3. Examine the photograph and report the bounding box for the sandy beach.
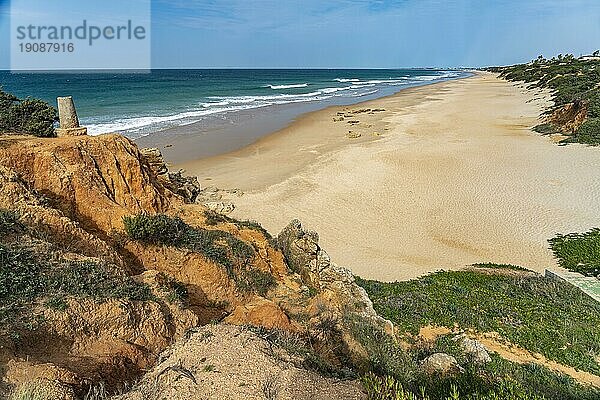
[177,73,600,281]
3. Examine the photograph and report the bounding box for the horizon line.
[1,66,485,72]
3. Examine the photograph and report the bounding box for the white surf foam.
[86,71,463,136]
[85,104,265,135]
[267,83,309,89]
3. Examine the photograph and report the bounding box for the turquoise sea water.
[0,69,467,139]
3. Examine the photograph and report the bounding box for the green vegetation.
[532,123,561,135]
[255,310,598,399]
[122,213,189,245]
[489,54,600,144]
[361,372,547,400]
[124,213,276,295]
[350,312,598,400]
[0,209,22,235]
[0,88,57,137]
[234,267,276,296]
[123,213,255,269]
[561,118,600,145]
[159,274,189,304]
[357,270,600,375]
[203,364,216,372]
[0,242,153,336]
[8,383,46,400]
[355,268,600,400]
[203,209,273,240]
[250,325,356,380]
[470,263,530,271]
[549,228,600,276]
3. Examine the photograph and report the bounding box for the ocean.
[0,69,467,143]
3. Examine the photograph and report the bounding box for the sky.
[1,0,600,69]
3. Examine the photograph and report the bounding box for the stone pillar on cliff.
[55,96,88,137]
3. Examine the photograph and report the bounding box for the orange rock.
[0,134,180,233]
[225,297,296,331]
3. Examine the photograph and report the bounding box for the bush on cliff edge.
[0,88,57,137]
[123,213,276,296]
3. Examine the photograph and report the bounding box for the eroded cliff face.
[0,134,176,234]
[0,133,392,398]
[549,100,588,134]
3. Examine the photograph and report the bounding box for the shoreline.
[176,72,600,281]
[175,74,474,190]
[136,72,470,165]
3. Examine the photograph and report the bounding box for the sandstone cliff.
[0,133,392,399]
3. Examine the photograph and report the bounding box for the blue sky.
[1,0,600,69]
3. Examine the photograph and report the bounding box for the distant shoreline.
[135,71,470,163]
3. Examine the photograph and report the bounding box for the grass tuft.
[0,209,22,236]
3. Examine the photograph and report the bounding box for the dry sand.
[179,72,600,281]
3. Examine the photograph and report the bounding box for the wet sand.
[177,73,600,281]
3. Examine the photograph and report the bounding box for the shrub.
[49,260,153,301]
[204,210,273,239]
[0,88,57,137]
[123,213,188,245]
[549,228,600,276]
[234,268,276,296]
[584,90,600,118]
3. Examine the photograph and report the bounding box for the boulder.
[420,353,464,376]
[460,337,492,365]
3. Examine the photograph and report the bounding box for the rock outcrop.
[0,134,176,233]
[277,219,394,336]
[549,99,588,134]
[139,147,202,203]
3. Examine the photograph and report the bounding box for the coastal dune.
[180,73,600,281]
